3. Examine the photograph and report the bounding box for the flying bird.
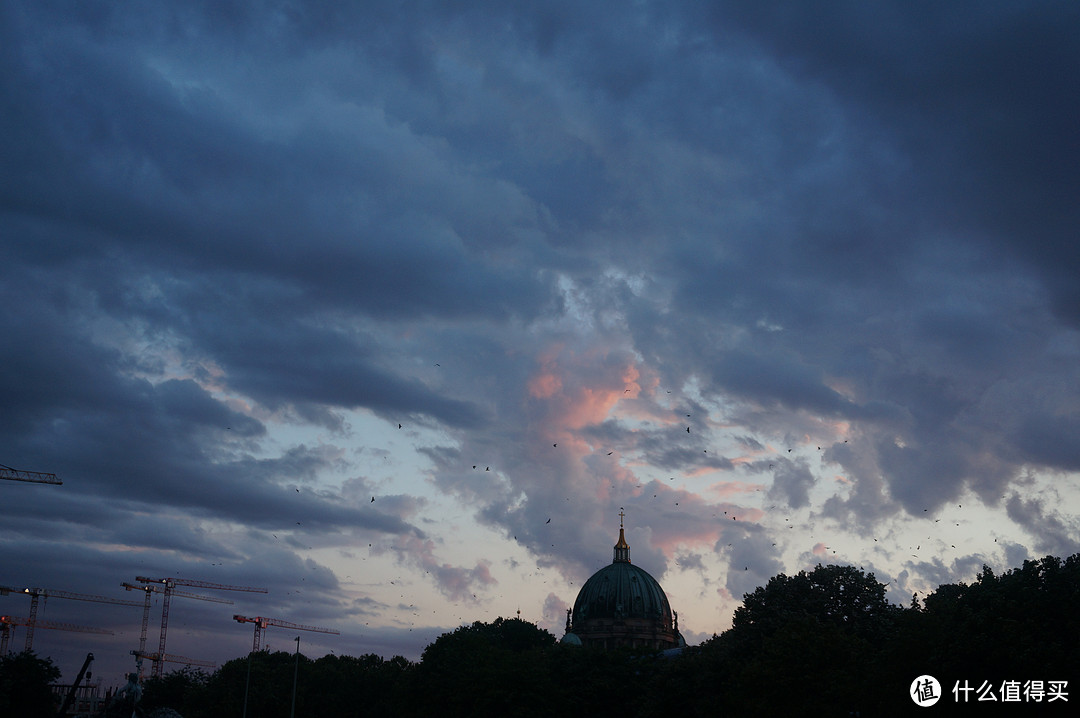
[371,497,375,502]
[546,518,551,524]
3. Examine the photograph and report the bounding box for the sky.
[2,0,1080,687]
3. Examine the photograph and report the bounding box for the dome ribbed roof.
[572,560,673,623]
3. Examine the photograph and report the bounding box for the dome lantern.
[613,508,631,563]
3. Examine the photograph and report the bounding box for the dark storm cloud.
[1006,493,1080,556]
[767,460,816,510]
[2,0,1079,677]
[703,0,1080,320]
[1015,413,1080,471]
[709,350,851,416]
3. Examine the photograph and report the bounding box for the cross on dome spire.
[613,508,631,563]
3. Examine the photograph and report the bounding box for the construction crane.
[135,576,267,678]
[130,649,215,670]
[0,585,142,652]
[122,582,232,678]
[0,615,111,655]
[0,464,61,485]
[233,614,339,652]
[58,652,94,717]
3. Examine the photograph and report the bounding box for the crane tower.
[135,576,267,678]
[122,582,233,678]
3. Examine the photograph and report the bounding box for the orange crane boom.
[135,576,267,677]
[233,614,339,652]
[0,585,142,652]
[0,464,61,485]
[1,615,111,655]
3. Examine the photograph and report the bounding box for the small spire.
[613,508,631,563]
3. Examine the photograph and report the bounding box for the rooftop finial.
[613,508,631,563]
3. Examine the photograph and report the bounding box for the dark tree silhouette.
[0,650,61,718]
[100,556,1080,717]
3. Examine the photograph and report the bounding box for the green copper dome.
[571,559,673,623]
[563,514,682,650]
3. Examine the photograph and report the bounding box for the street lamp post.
[290,635,300,718]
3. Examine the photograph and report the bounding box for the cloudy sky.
[3,0,1079,684]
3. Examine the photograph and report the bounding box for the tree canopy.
[0,650,61,718]
[81,554,1079,717]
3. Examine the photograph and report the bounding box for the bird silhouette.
[546,518,551,524]
[371,496,375,502]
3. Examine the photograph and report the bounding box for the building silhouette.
[562,512,684,650]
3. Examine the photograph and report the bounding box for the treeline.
[6,554,1078,717]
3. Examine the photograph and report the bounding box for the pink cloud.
[708,480,764,498]
[541,592,569,634]
[525,346,644,435]
[527,372,563,399]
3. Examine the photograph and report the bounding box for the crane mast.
[136,576,266,677]
[122,582,233,678]
[233,614,339,652]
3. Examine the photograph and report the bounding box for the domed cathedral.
[562,511,685,651]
